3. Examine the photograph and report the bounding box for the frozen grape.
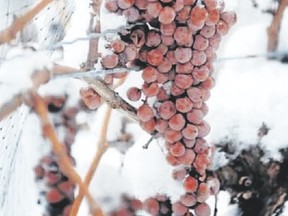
[221,11,237,27]
[123,7,140,22]
[200,25,216,38]
[140,118,156,133]
[176,6,191,23]
[159,7,176,24]
[174,47,192,64]
[187,109,203,125]
[173,0,185,12]
[117,0,135,10]
[124,44,138,61]
[197,120,210,137]
[142,82,160,97]
[175,97,193,113]
[147,49,164,66]
[158,101,177,120]
[175,62,193,74]
[172,167,187,180]
[80,87,101,110]
[172,202,188,216]
[46,188,64,203]
[190,6,208,26]
[182,124,198,140]
[206,8,220,26]
[127,87,142,101]
[158,58,172,73]
[105,0,118,12]
[155,119,168,133]
[217,20,229,36]
[147,2,162,18]
[192,66,210,82]
[177,149,196,165]
[180,194,197,207]
[191,50,207,66]
[169,142,186,157]
[194,202,211,216]
[135,0,148,10]
[193,35,209,51]
[130,29,146,48]
[174,26,193,47]
[175,74,194,89]
[187,87,204,103]
[101,54,119,68]
[183,176,198,193]
[142,66,158,83]
[161,34,175,46]
[165,129,182,143]
[146,30,161,47]
[137,104,154,122]
[110,39,126,53]
[168,113,186,131]
[194,138,209,154]
[143,198,160,216]
[171,83,185,96]
[160,22,176,36]
[183,138,196,148]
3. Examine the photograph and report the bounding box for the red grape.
[175,74,194,89]
[159,7,176,24]
[137,104,154,122]
[174,47,192,64]
[182,124,198,140]
[168,113,186,131]
[147,49,164,66]
[146,30,161,47]
[169,141,186,157]
[175,97,193,113]
[174,26,193,47]
[183,176,198,193]
[172,202,188,216]
[117,0,135,10]
[194,202,211,216]
[127,87,142,101]
[142,66,158,83]
[158,101,177,120]
[180,194,197,207]
[101,54,119,68]
[165,129,182,143]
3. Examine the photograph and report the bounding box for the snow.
[1,0,288,216]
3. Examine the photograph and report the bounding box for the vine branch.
[0,0,53,45]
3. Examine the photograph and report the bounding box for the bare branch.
[31,91,104,216]
[267,0,288,53]
[70,106,112,216]
[84,76,138,122]
[0,0,53,45]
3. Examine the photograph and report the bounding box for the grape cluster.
[34,96,79,216]
[104,0,235,215]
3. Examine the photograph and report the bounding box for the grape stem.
[0,0,53,45]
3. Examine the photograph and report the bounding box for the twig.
[0,0,53,45]
[82,0,102,71]
[70,106,112,216]
[0,93,26,121]
[31,91,104,216]
[267,0,288,53]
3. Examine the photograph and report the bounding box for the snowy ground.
[0,0,288,215]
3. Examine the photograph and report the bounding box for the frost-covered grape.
[180,194,197,207]
[176,62,194,74]
[175,74,194,89]
[190,6,208,25]
[146,30,161,47]
[123,7,140,22]
[147,49,164,66]
[165,129,182,143]
[187,109,203,125]
[197,121,210,137]
[175,47,192,64]
[200,25,216,38]
[176,6,191,23]
[193,35,209,51]
[191,50,207,66]
[175,97,193,113]
[159,7,176,24]
[143,198,160,216]
[105,0,118,12]
[192,66,210,82]
[101,54,119,68]
[147,2,162,18]
[182,124,198,140]
[169,142,186,157]
[80,87,101,110]
[137,104,154,122]
[111,39,126,53]
[177,149,196,165]
[142,82,160,97]
[206,8,220,25]
[172,202,188,216]
[217,20,229,36]
[158,58,172,73]
[127,87,142,101]
[187,87,203,103]
[158,101,177,120]
[140,119,156,133]
[157,86,170,100]
[172,167,187,180]
[221,11,237,27]
[142,66,158,83]
[171,83,185,96]
[174,26,193,47]
[46,188,64,203]
[117,0,135,10]
[183,176,198,193]
[194,202,211,216]
[155,119,168,133]
[160,22,176,36]
[197,183,210,202]
[168,113,186,131]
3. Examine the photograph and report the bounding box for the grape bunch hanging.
[103,0,236,215]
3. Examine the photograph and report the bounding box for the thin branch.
[70,106,112,216]
[0,93,25,121]
[84,76,138,122]
[267,0,288,53]
[0,0,53,45]
[31,92,104,216]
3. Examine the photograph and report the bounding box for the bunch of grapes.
[102,0,236,215]
[34,96,79,216]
